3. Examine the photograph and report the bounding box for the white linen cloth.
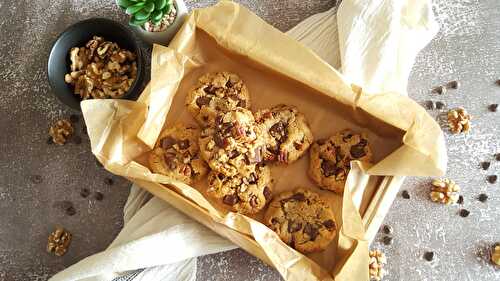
[50,1,437,280]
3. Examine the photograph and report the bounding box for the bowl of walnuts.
[47,18,145,110]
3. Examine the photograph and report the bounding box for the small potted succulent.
[116,0,188,45]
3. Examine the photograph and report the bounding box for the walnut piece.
[429,178,460,205]
[49,119,74,145]
[369,249,387,281]
[64,36,137,100]
[492,244,500,266]
[47,227,72,256]
[447,107,471,134]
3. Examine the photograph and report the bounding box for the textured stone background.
[0,0,499,280]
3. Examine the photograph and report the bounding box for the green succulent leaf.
[134,9,151,20]
[151,10,164,22]
[167,0,173,5]
[143,2,155,12]
[129,16,149,26]
[163,3,172,14]
[116,0,134,9]
[154,0,167,10]
[125,3,145,15]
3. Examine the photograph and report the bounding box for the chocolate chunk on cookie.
[186,72,251,127]
[264,188,337,253]
[199,108,266,177]
[207,165,273,214]
[255,104,313,164]
[149,124,209,184]
[309,129,372,193]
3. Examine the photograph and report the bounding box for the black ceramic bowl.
[47,18,144,111]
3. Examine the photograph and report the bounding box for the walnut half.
[47,227,72,257]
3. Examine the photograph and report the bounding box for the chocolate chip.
[217,173,225,180]
[425,100,435,110]
[93,191,104,201]
[481,162,491,170]
[459,209,470,217]
[249,195,259,207]
[289,192,306,202]
[383,236,393,245]
[178,139,190,150]
[433,85,446,95]
[30,175,43,184]
[293,141,303,150]
[382,225,393,234]
[65,206,76,216]
[164,154,177,170]
[350,143,367,158]
[271,218,279,224]
[46,137,53,145]
[225,80,234,88]
[263,186,272,201]
[223,194,239,205]
[478,193,488,202]
[487,175,497,184]
[80,188,90,198]
[342,133,353,142]
[69,114,80,123]
[457,195,464,205]
[237,99,246,108]
[323,219,335,229]
[247,173,258,184]
[160,137,176,149]
[321,160,337,177]
[104,177,114,185]
[423,251,434,261]
[214,132,228,148]
[269,122,287,142]
[203,85,216,96]
[496,153,500,161]
[446,80,460,89]
[228,150,240,159]
[401,190,410,199]
[72,135,82,144]
[303,223,319,241]
[489,104,498,112]
[220,122,233,135]
[288,221,302,233]
[435,101,445,109]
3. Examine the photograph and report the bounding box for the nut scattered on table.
[429,178,460,205]
[492,244,500,266]
[47,227,72,256]
[64,36,137,100]
[447,107,471,134]
[369,249,387,281]
[49,119,74,145]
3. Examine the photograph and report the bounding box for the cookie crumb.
[423,251,435,261]
[457,195,464,204]
[447,108,471,134]
[49,119,74,145]
[435,101,446,110]
[429,178,460,205]
[80,188,90,198]
[47,227,72,257]
[382,236,393,246]
[487,175,497,184]
[458,209,470,218]
[93,191,104,201]
[425,100,435,110]
[489,104,498,112]
[481,162,491,170]
[478,193,488,202]
[492,244,500,266]
[401,190,410,199]
[446,80,460,89]
[495,153,500,161]
[382,225,393,235]
[432,86,446,95]
[369,249,387,281]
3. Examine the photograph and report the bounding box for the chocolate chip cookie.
[207,165,273,214]
[186,72,251,127]
[199,108,265,177]
[264,188,337,253]
[255,104,313,164]
[309,130,372,193]
[149,124,209,184]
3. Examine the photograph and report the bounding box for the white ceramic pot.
[131,0,188,46]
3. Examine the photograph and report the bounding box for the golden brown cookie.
[186,72,251,127]
[207,165,273,214]
[264,188,337,253]
[199,108,265,177]
[309,129,372,193]
[255,104,313,164]
[149,124,209,184]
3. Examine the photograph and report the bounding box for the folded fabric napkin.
[51,1,437,280]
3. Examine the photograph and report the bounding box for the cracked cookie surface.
[309,129,372,193]
[207,165,273,214]
[186,72,251,127]
[199,108,265,177]
[255,104,313,164]
[264,188,337,253]
[149,124,209,184]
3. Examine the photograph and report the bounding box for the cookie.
[207,165,273,214]
[264,188,337,253]
[186,72,251,127]
[255,104,313,164]
[199,108,265,177]
[149,124,209,184]
[309,129,372,193]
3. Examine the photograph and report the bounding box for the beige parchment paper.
[81,1,446,280]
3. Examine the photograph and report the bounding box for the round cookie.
[255,104,313,164]
[199,108,265,177]
[186,72,251,127]
[149,124,209,184]
[207,164,273,214]
[309,129,372,193]
[264,188,337,253]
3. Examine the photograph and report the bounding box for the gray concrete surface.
[0,0,499,280]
